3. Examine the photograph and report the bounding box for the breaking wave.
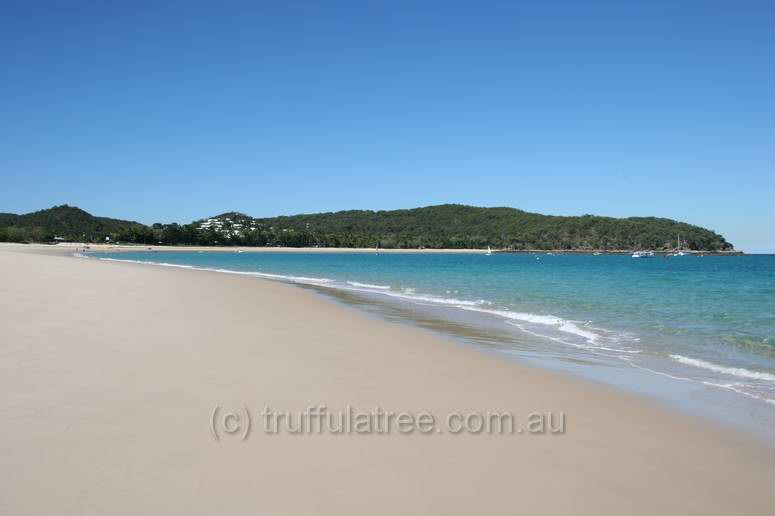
[670,355,775,382]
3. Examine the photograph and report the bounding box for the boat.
[485,246,492,256]
[593,252,602,256]
[632,251,654,258]
[668,234,688,257]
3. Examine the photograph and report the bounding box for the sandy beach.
[1,243,774,515]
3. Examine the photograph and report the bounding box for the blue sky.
[1,1,773,252]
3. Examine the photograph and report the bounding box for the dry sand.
[1,243,774,515]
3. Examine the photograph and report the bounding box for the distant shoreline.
[43,242,745,256]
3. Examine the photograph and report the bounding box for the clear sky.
[1,1,773,252]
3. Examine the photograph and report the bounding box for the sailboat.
[485,246,492,256]
[676,233,687,256]
[669,234,687,257]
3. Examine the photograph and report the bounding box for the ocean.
[91,250,775,435]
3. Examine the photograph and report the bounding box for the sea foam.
[670,355,775,382]
[346,281,391,290]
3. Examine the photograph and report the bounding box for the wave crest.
[670,355,775,382]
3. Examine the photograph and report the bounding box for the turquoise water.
[93,251,775,429]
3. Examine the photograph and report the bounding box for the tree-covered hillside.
[244,204,732,250]
[0,204,734,251]
[156,204,731,251]
[0,205,146,243]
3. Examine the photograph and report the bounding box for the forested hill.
[244,204,732,251]
[0,205,144,242]
[1,204,733,251]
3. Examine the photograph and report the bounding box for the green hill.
[164,204,731,251]
[1,204,734,251]
[0,205,145,243]
[245,204,732,251]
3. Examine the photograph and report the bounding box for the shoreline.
[305,281,775,436]
[2,244,774,514]
[1,242,745,256]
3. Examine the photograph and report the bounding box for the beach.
[1,243,774,515]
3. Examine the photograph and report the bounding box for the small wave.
[377,290,492,308]
[248,271,333,284]
[670,355,775,382]
[346,281,391,290]
[622,357,775,405]
[158,262,196,269]
[505,321,641,355]
[186,267,334,285]
[710,382,775,404]
[463,307,600,343]
[97,257,196,268]
[94,257,333,285]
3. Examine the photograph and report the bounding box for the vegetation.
[0,204,734,251]
[0,205,149,243]
[244,205,733,250]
